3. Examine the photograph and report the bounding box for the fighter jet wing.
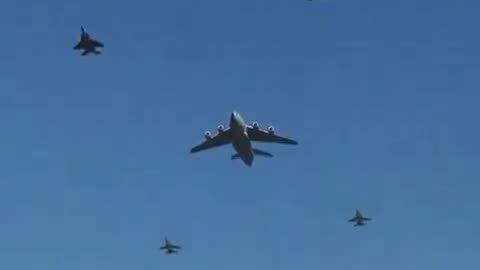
[73,40,83,50]
[90,38,104,47]
[159,245,167,250]
[348,216,359,222]
[246,126,298,144]
[171,244,181,249]
[190,128,233,153]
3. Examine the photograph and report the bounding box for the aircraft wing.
[73,41,83,50]
[348,216,358,222]
[159,246,167,250]
[90,39,104,47]
[246,126,298,144]
[171,244,181,249]
[190,128,233,153]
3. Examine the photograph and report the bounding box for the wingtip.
[288,140,299,145]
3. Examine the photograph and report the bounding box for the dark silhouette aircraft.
[73,27,104,56]
[159,237,181,254]
[190,111,298,166]
[348,209,372,226]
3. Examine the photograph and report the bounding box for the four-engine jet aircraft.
[159,237,181,254]
[348,209,372,226]
[73,27,104,56]
[190,111,298,166]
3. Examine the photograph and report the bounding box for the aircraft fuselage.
[354,219,366,226]
[81,41,98,53]
[229,111,254,166]
[166,248,177,254]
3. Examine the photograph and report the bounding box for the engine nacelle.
[252,122,259,129]
[268,126,275,134]
[204,131,212,140]
[217,125,225,132]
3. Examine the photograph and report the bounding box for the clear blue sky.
[0,0,479,269]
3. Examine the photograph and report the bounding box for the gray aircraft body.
[159,237,181,254]
[348,209,372,226]
[73,27,104,56]
[190,111,298,166]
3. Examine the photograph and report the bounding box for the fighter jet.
[190,111,298,166]
[159,237,181,254]
[348,209,372,226]
[73,27,104,56]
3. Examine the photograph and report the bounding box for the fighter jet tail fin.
[231,149,273,160]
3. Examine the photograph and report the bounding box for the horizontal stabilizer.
[252,148,273,157]
[231,148,273,160]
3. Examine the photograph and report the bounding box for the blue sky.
[0,0,479,269]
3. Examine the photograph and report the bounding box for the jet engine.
[217,125,225,132]
[204,131,212,140]
[252,122,260,129]
[268,126,275,134]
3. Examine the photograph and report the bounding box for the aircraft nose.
[230,112,237,122]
